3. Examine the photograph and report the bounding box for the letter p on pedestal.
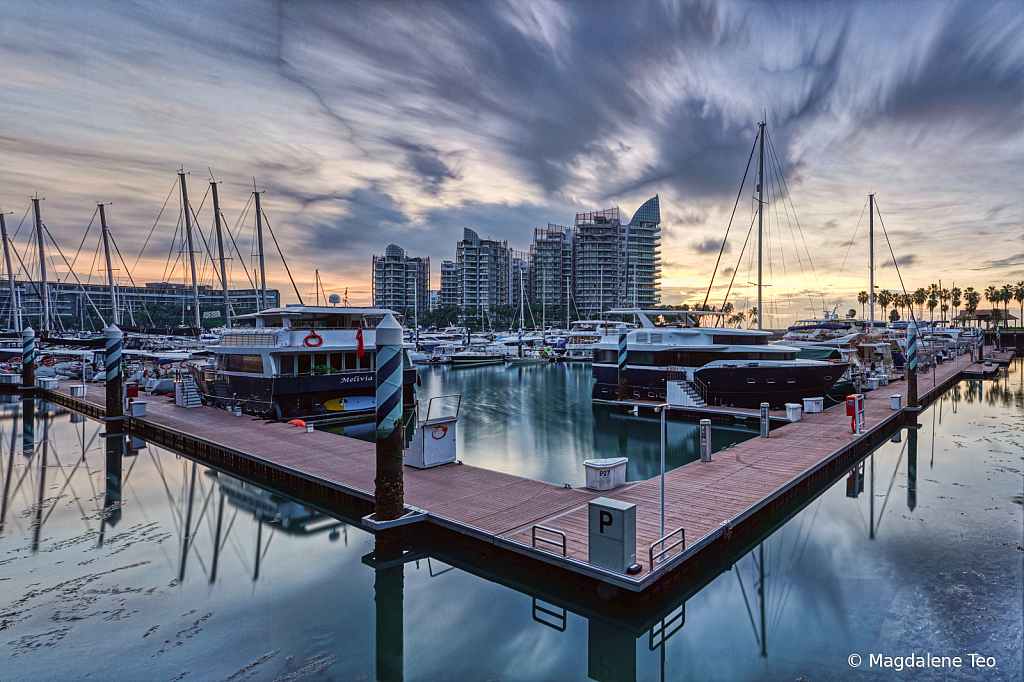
[588,497,636,573]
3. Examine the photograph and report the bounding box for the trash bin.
[867,377,879,390]
[890,394,901,410]
[802,397,824,413]
[70,385,86,398]
[130,401,147,417]
[584,457,628,491]
[785,403,802,422]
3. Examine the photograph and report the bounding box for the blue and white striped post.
[995,325,1000,351]
[105,325,124,422]
[374,313,405,533]
[617,324,628,402]
[21,327,34,390]
[907,320,918,408]
[517,327,523,358]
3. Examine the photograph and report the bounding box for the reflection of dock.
[42,357,972,595]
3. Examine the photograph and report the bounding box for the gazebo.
[956,309,1018,328]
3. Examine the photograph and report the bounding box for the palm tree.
[848,308,857,319]
[965,288,980,326]
[748,306,759,327]
[984,285,998,314]
[1015,281,1024,329]
[951,287,962,322]
[927,296,938,324]
[913,288,927,318]
[1000,284,1013,323]
[877,289,892,320]
[857,290,868,317]
[889,308,900,322]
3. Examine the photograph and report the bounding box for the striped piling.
[105,325,124,424]
[21,327,34,391]
[374,313,405,556]
[617,324,628,402]
[907,321,918,408]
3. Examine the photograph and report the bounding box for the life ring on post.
[304,331,323,347]
[42,357,57,367]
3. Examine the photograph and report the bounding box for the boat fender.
[42,357,57,367]
[304,331,323,347]
[287,419,307,428]
[416,373,422,387]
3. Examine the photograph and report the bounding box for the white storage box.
[867,377,879,390]
[129,400,147,417]
[802,397,824,413]
[785,403,802,422]
[584,457,628,491]
[70,385,86,397]
[891,394,902,410]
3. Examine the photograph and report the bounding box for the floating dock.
[39,356,990,600]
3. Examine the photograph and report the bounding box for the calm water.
[1,361,1021,681]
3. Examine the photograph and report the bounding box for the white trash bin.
[584,457,628,491]
[129,401,147,417]
[891,394,902,410]
[785,403,802,422]
[802,397,824,413]
[867,377,879,390]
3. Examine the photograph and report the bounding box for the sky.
[1,0,1021,325]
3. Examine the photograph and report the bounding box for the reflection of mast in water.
[98,432,124,548]
[178,461,197,583]
[32,405,49,552]
[210,489,225,584]
[907,420,918,513]
[0,401,19,533]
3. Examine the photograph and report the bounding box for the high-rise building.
[440,261,458,307]
[572,196,661,315]
[510,251,531,313]
[428,290,440,311]
[371,244,429,317]
[529,223,574,312]
[456,228,509,316]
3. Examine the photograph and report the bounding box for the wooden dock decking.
[40,357,981,591]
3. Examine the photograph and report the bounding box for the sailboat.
[506,266,549,364]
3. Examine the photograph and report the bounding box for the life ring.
[42,357,57,367]
[304,331,323,347]
[179,361,189,368]
[143,370,149,378]
[431,425,447,439]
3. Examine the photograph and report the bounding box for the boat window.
[788,378,796,384]
[314,353,328,368]
[627,350,656,366]
[280,354,295,375]
[330,353,345,371]
[594,349,617,364]
[766,378,775,384]
[223,354,264,374]
[823,376,831,381]
[651,334,663,344]
[297,354,312,374]
[344,351,357,369]
[747,378,756,384]
[358,351,374,370]
[637,333,648,343]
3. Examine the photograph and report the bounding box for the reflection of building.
[0,280,277,330]
[529,224,574,310]
[372,244,430,317]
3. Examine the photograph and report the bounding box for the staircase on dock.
[666,378,707,408]
[174,379,203,408]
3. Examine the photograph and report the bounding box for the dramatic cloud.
[0,0,1020,321]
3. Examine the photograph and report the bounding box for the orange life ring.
[42,357,57,367]
[431,425,448,439]
[179,361,189,368]
[304,331,323,347]
[143,370,149,378]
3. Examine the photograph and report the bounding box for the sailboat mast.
[869,193,875,329]
[254,184,267,310]
[179,172,202,331]
[210,181,231,328]
[0,211,18,332]
[757,121,765,331]
[32,197,48,334]
[98,204,119,326]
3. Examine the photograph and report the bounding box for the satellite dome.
[328,294,341,305]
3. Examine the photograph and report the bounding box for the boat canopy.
[232,306,402,329]
[794,346,843,361]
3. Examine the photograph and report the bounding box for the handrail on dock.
[531,524,567,556]
[649,526,685,569]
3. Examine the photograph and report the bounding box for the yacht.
[193,306,418,421]
[564,320,630,361]
[591,310,849,409]
[449,345,505,367]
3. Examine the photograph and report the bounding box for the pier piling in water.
[21,327,34,391]
[374,313,405,556]
[105,325,123,423]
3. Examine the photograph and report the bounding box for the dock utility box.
[583,457,628,491]
[406,394,460,469]
[588,497,637,573]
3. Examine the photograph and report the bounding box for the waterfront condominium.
[573,195,661,316]
[371,244,430,318]
[439,260,458,307]
[529,223,574,311]
[456,228,511,318]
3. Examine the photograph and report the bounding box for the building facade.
[371,244,430,318]
[529,223,574,311]
[456,228,510,315]
[439,261,458,307]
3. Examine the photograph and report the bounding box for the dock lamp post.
[653,403,668,555]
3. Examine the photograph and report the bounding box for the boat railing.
[692,375,709,404]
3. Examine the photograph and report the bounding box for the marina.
[36,344,996,594]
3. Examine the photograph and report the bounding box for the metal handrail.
[531,525,567,556]
[649,526,685,569]
[692,376,709,404]
[649,604,685,651]
[532,598,567,632]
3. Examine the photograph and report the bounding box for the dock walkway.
[42,357,980,591]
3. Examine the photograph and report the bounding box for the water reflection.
[0,360,1020,681]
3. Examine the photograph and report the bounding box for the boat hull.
[592,362,849,409]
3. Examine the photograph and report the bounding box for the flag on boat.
[356,320,364,358]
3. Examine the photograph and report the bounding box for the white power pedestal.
[588,497,637,574]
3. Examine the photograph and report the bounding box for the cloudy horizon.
[1,0,1021,326]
